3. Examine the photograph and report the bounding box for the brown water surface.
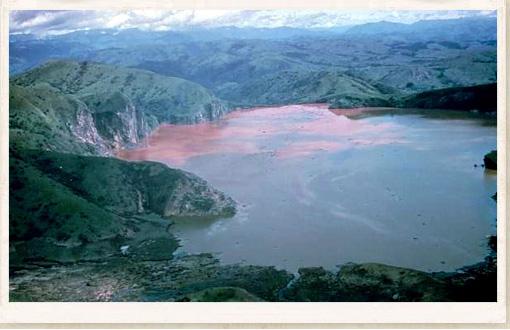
[118,104,497,273]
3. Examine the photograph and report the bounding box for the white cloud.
[9,10,496,36]
[104,13,131,29]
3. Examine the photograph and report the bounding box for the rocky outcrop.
[165,100,230,124]
[10,239,496,302]
[179,287,264,302]
[9,254,293,302]
[161,171,235,217]
[280,264,450,302]
[72,103,110,154]
[280,236,496,302]
[13,148,236,220]
[89,92,149,150]
[10,254,292,302]
[484,150,497,170]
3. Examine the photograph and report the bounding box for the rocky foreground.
[10,236,495,302]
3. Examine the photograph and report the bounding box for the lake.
[118,104,497,273]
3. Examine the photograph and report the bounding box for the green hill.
[10,60,229,154]
[10,148,235,266]
[217,70,390,107]
[88,36,495,97]
[13,60,228,122]
[10,83,104,154]
[399,83,497,112]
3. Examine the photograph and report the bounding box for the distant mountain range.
[344,16,496,41]
[11,16,496,45]
[10,17,496,107]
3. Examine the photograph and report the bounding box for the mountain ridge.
[10,60,230,155]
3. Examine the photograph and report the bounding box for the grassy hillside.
[117,38,496,97]
[217,70,390,107]
[10,148,235,266]
[10,84,104,154]
[10,61,230,154]
[83,34,494,94]
[399,83,497,112]
[12,60,228,123]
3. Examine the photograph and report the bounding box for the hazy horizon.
[10,9,496,36]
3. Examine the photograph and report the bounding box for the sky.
[10,10,496,36]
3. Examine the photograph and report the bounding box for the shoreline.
[9,233,496,302]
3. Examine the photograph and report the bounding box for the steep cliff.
[10,60,230,155]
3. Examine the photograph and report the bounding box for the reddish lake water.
[118,104,497,273]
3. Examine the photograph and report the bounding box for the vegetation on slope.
[217,70,390,108]
[123,37,496,99]
[13,60,228,123]
[10,84,104,154]
[10,147,236,266]
[10,60,230,154]
[398,83,497,112]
